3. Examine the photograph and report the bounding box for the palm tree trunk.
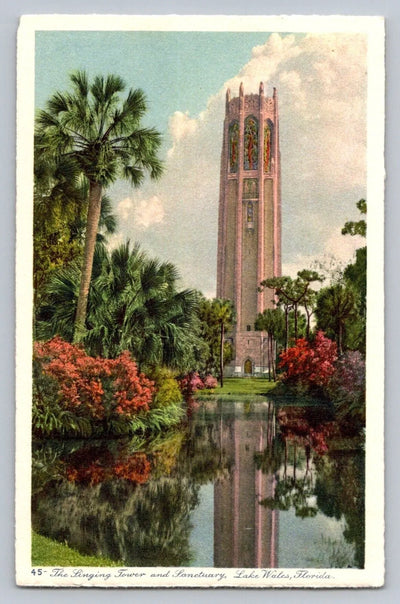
[267,334,271,381]
[74,180,102,342]
[271,335,276,381]
[219,321,224,388]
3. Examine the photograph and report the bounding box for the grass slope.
[32,531,122,567]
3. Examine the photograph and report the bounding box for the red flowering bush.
[33,337,155,427]
[278,331,338,394]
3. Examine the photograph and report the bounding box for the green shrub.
[150,367,183,408]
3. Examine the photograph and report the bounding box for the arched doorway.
[244,359,253,375]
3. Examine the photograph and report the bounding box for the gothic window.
[244,116,258,170]
[229,121,239,173]
[264,120,273,172]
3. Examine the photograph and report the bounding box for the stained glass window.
[264,120,273,172]
[247,201,254,229]
[244,116,258,170]
[229,121,239,173]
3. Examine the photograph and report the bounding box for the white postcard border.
[16,13,385,588]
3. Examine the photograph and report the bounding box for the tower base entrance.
[225,330,272,377]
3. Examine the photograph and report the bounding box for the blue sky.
[35,31,274,135]
[35,29,367,297]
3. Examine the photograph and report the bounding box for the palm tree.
[211,299,234,388]
[35,71,163,341]
[36,242,200,372]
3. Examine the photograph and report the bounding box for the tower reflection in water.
[212,401,278,568]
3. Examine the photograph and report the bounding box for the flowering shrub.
[179,372,217,398]
[327,350,366,427]
[178,372,218,416]
[203,374,218,390]
[179,372,205,399]
[33,337,155,430]
[278,331,338,394]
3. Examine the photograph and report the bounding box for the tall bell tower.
[216,82,281,376]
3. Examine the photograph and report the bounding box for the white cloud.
[167,111,199,158]
[117,197,133,221]
[135,196,165,229]
[116,195,165,230]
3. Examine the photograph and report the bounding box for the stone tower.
[216,82,281,376]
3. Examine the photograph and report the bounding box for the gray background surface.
[2,0,397,601]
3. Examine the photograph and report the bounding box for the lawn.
[32,531,122,567]
[196,377,278,399]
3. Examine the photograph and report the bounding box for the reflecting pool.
[32,399,364,568]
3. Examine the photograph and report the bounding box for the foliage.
[278,331,338,395]
[203,374,218,389]
[327,351,366,428]
[306,535,356,568]
[33,149,117,311]
[33,337,155,437]
[36,242,202,372]
[341,198,367,237]
[35,70,163,339]
[315,284,359,355]
[343,246,366,352]
[197,297,234,384]
[149,367,183,408]
[259,270,323,346]
[255,308,285,380]
[127,404,185,434]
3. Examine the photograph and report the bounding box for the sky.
[35,29,367,298]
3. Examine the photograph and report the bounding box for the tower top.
[224,83,277,118]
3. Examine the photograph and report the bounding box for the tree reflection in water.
[32,399,364,568]
[256,403,364,567]
[32,417,229,566]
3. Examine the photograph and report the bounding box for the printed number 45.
[31,569,43,575]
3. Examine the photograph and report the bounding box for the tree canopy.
[35,71,164,340]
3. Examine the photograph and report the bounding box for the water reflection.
[32,399,364,568]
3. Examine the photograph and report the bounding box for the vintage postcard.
[16,15,385,588]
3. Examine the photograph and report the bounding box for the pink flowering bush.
[327,350,366,427]
[203,374,218,390]
[179,372,205,399]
